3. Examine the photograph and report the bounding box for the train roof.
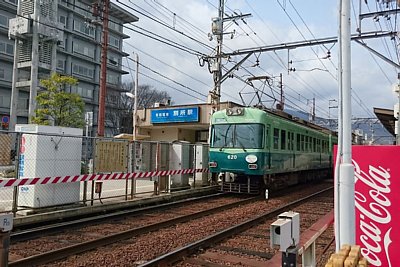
[214,107,337,136]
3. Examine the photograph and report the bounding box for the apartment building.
[0,0,138,136]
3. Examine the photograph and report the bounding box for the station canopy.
[374,107,395,136]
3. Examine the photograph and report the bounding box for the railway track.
[9,182,333,266]
[11,193,228,243]
[9,194,257,266]
[142,187,334,266]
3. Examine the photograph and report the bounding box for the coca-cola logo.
[353,159,393,267]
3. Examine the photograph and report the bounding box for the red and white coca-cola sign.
[338,146,400,267]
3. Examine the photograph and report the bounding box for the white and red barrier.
[0,168,209,188]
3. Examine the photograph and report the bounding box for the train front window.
[212,124,264,149]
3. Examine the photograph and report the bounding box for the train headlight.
[248,164,258,169]
[209,162,218,168]
[245,155,258,164]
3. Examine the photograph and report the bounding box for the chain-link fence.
[0,129,210,215]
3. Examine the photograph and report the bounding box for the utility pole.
[279,73,284,110]
[208,1,251,112]
[336,0,355,250]
[312,97,315,121]
[209,0,224,113]
[97,0,110,137]
[307,97,315,122]
[329,99,338,130]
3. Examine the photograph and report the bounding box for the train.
[208,106,337,194]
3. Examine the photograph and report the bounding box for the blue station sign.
[151,107,199,123]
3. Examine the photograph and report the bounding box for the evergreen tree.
[32,73,84,128]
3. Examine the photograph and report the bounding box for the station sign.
[151,107,199,123]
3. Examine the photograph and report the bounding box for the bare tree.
[105,83,172,135]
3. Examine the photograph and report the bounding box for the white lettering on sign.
[0,214,13,232]
[353,159,393,266]
[227,155,237,160]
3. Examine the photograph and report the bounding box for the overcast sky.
[116,0,400,120]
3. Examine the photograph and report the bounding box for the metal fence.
[0,129,210,215]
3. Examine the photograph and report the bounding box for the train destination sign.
[151,107,199,123]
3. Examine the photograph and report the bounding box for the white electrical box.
[270,211,300,252]
[169,141,190,189]
[16,125,83,208]
[194,143,209,186]
[8,17,31,37]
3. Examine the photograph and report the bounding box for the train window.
[211,124,234,148]
[317,139,321,153]
[235,124,264,149]
[273,128,279,149]
[211,124,264,149]
[296,133,300,151]
[281,130,286,150]
[301,135,305,151]
[313,138,316,152]
[288,132,293,150]
[305,136,309,152]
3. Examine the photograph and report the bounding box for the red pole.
[97,0,109,137]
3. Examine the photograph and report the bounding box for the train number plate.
[227,155,237,160]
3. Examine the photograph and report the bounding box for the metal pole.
[338,0,355,247]
[12,133,21,216]
[134,53,139,141]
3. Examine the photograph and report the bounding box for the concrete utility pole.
[208,1,252,112]
[97,0,110,137]
[279,73,284,110]
[134,53,139,141]
[209,0,224,112]
[329,99,338,130]
[336,0,355,250]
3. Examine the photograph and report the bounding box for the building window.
[72,63,94,78]
[108,34,120,49]
[71,86,93,99]
[108,55,119,66]
[109,20,121,32]
[0,42,14,56]
[59,15,67,27]
[73,42,95,59]
[5,0,18,5]
[57,59,65,70]
[73,20,95,38]
[0,14,9,28]
[0,68,4,80]
[106,73,119,85]
[0,95,11,108]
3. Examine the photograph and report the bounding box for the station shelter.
[133,101,242,142]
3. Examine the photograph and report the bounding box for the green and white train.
[209,106,337,194]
